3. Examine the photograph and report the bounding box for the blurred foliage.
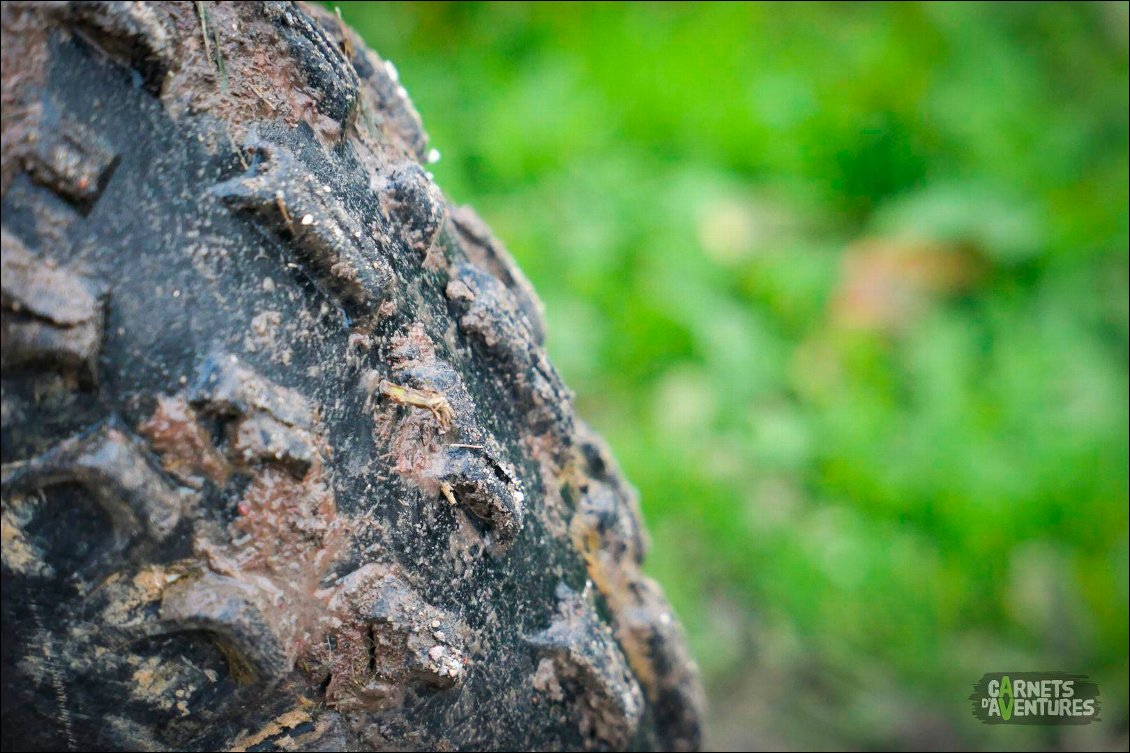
[334,2,1128,749]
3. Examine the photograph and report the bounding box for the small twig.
[214,39,229,93]
[194,2,213,70]
[448,443,484,450]
[335,7,355,60]
[275,191,294,232]
[247,82,276,111]
[379,379,455,433]
[195,1,228,90]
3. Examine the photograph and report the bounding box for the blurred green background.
[334,2,1128,749]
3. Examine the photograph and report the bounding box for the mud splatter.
[139,395,230,487]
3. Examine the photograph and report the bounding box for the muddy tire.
[0,2,703,751]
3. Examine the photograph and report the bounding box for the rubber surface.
[0,3,704,750]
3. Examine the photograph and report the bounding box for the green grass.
[334,2,1129,748]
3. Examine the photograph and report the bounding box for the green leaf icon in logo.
[1000,675,1013,721]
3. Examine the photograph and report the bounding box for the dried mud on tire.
[0,2,704,751]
